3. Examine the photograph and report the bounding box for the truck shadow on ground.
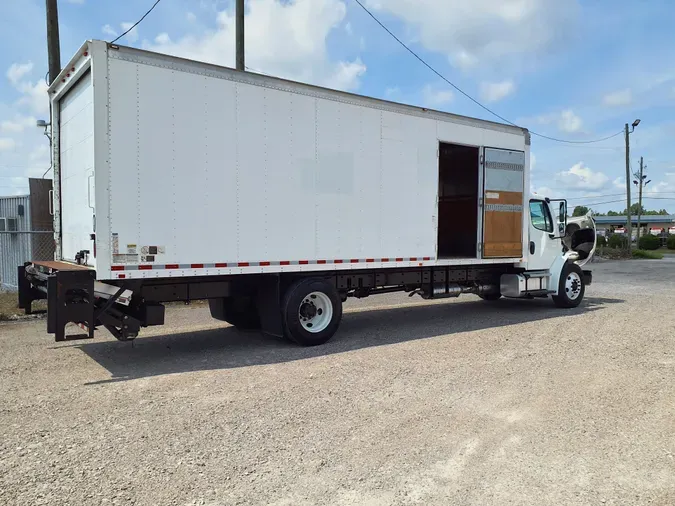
[77,296,622,384]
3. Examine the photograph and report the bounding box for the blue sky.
[2,0,675,213]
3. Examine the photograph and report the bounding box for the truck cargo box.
[50,40,530,282]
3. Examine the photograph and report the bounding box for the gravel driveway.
[1,260,675,505]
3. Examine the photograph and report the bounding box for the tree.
[607,210,620,216]
[572,206,589,217]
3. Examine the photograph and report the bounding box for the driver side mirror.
[559,202,567,222]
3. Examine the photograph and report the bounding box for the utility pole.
[636,157,644,241]
[46,0,61,84]
[624,123,632,248]
[634,157,650,242]
[236,0,245,71]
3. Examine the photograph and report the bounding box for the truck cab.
[499,196,595,306]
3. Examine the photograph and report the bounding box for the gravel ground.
[1,260,675,505]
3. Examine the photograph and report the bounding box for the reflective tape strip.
[485,204,523,212]
[109,257,435,271]
[484,161,524,172]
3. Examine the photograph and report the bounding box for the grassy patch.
[596,247,631,260]
[632,249,664,260]
[0,291,46,321]
[0,292,20,321]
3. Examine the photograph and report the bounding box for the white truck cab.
[500,197,595,306]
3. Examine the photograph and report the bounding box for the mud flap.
[583,270,593,286]
[256,275,284,337]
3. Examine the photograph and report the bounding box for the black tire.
[478,292,502,301]
[552,262,585,308]
[282,278,342,346]
[209,296,261,331]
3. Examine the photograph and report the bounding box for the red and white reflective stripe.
[110,257,434,271]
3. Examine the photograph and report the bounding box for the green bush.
[667,234,675,250]
[596,235,607,247]
[608,234,628,249]
[632,249,664,259]
[638,233,661,251]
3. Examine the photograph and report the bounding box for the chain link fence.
[0,231,55,291]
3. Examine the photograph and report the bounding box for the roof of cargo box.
[54,40,529,143]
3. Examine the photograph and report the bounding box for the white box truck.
[19,40,596,345]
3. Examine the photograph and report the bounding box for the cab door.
[527,199,560,271]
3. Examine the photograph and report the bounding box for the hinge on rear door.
[478,242,483,253]
[479,197,484,208]
[480,154,484,165]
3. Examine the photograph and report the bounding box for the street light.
[36,119,52,178]
[624,119,641,248]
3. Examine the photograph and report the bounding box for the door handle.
[48,189,54,216]
[87,172,95,210]
[529,241,535,254]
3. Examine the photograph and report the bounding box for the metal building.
[0,180,55,290]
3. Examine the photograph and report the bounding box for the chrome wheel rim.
[565,272,582,300]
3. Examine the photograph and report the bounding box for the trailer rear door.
[482,148,525,258]
[58,70,95,266]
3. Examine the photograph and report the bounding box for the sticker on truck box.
[113,254,139,264]
[486,192,500,200]
[112,233,119,254]
[127,244,137,254]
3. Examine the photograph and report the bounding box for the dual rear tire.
[210,278,343,346]
[281,278,343,346]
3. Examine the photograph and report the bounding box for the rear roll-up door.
[482,148,525,258]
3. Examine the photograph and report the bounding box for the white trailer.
[19,40,596,345]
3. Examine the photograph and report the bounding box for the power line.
[351,0,624,145]
[566,191,675,201]
[110,0,163,44]
[574,196,675,207]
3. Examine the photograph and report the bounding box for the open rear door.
[482,148,525,258]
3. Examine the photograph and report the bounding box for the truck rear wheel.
[282,278,342,346]
[552,262,585,308]
[209,296,261,331]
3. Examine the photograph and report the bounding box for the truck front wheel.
[552,262,585,308]
[282,278,342,346]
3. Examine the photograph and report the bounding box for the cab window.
[529,200,553,232]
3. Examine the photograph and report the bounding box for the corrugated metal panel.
[0,196,31,289]
[0,195,31,231]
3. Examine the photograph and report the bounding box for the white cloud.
[154,33,171,45]
[422,85,454,107]
[1,115,36,134]
[0,138,17,152]
[558,109,583,133]
[535,109,583,133]
[555,162,609,191]
[187,12,197,23]
[120,22,139,43]
[147,0,366,92]
[603,88,632,107]
[16,80,49,116]
[366,0,577,70]
[102,24,118,37]
[479,80,516,103]
[6,62,33,85]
